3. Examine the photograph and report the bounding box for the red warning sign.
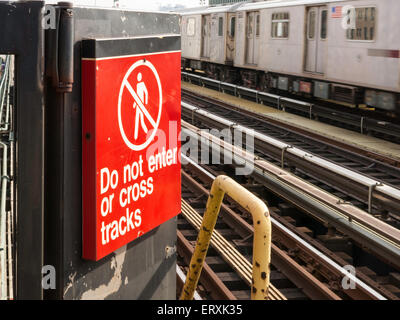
[82,37,181,261]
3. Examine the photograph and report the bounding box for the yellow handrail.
[180,175,272,300]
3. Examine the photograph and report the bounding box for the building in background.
[208,0,267,6]
[209,0,244,5]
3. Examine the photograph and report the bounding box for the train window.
[308,10,316,40]
[346,7,376,41]
[256,14,260,37]
[271,12,289,38]
[230,16,236,37]
[247,14,253,37]
[218,17,223,37]
[320,10,327,39]
[203,17,208,36]
[186,18,196,37]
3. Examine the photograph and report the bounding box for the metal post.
[281,145,292,169]
[361,117,365,134]
[180,175,272,300]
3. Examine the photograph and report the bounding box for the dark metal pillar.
[0,1,181,300]
[44,5,180,300]
[0,1,45,299]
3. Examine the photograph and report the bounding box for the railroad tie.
[181,199,286,300]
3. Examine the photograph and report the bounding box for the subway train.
[180,0,400,113]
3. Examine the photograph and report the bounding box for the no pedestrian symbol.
[118,59,163,151]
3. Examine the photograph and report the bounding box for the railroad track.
[182,119,400,266]
[181,72,400,144]
[180,121,400,299]
[182,88,400,168]
[179,156,400,299]
[180,164,313,300]
[181,93,400,227]
[0,55,14,300]
[179,201,289,300]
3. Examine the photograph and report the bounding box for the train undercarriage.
[182,58,400,115]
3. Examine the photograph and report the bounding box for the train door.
[202,14,211,58]
[226,13,236,63]
[305,6,328,73]
[245,11,260,65]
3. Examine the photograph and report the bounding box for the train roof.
[178,2,246,16]
[179,0,363,16]
[237,0,359,11]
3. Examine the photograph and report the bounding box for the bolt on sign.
[82,36,181,261]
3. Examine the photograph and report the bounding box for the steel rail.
[0,56,9,97]
[181,122,400,270]
[176,262,202,300]
[0,141,8,300]
[182,88,400,172]
[182,101,400,214]
[0,56,10,129]
[182,154,389,300]
[7,88,14,300]
[6,211,13,300]
[183,120,400,245]
[0,59,11,132]
[177,230,235,300]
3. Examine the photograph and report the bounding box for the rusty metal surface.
[177,230,237,300]
[271,243,341,300]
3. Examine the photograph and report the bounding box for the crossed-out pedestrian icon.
[118,59,162,151]
[132,72,149,140]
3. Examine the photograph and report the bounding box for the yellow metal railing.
[180,175,272,300]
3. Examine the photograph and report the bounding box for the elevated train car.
[181,0,400,112]
[181,3,243,73]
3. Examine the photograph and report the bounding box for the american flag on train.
[331,6,342,18]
